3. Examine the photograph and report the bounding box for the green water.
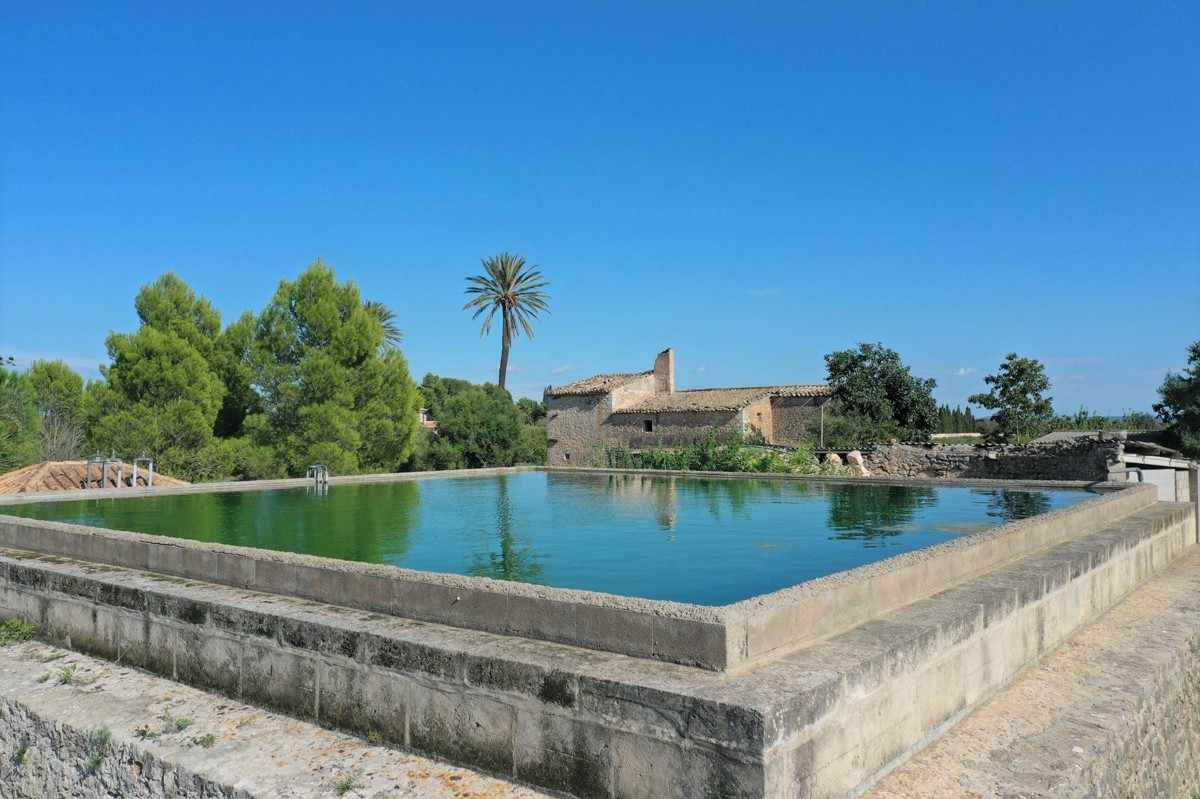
[2,472,1096,606]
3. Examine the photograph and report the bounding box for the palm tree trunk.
[498,325,511,390]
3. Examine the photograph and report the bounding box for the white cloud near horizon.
[952,367,978,377]
[550,365,572,375]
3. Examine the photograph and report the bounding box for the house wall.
[770,396,829,447]
[546,376,657,465]
[546,394,608,466]
[604,410,743,450]
[609,375,657,411]
[742,397,773,442]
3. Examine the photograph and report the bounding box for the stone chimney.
[654,348,675,395]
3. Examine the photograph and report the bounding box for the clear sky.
[2,2,1197,414]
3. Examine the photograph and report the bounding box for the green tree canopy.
[463,252,550,390]
[1154,340,1200,457]
[433,383,523,469]
[968,353,1054,442]
[28,359,85,460]
[82,274,228,478]
[418,373,474,421]
[821,343,938,444]
[88,324,226,476]
[133,272,223,365]
[0,367,42,471]
[247,259,421,475]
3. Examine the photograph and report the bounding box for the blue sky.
[2,2,1197,414]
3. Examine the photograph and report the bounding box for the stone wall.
[770,396,828,448]
[603,409,743,450]
[546,394,609,466]
[547,377,659,465]
[864,434,1124,481]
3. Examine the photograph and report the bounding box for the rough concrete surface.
[0,640,554,799]
[864,547,1200,799]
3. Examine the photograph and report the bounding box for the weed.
[0,618,36,646]
[333,774,363,797]
[134,726,161,741]
[36,671,50,683]
[90,726,112,749]
[161,707,193,733]
[84,726,111,776]
[56,663,78,684]
[190,733,216,749]
[13,744,27,765]
[41,651,66,662]
[365,728,382,745]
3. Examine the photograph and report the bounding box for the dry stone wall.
[864,434,1124,481]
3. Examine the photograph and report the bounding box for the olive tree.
[968,353,1054,442]
[820,343,938,445]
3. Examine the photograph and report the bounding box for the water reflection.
[825,484,938,546]
[15,480,422,564]
[469,474,545,584]
[980,489,1053,523]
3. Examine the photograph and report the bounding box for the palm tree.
[363,300,403,346]
[463,252,550,390]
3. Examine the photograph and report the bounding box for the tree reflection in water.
[825,484,938,546]
[469,473,545,584]
[980,489,1053,522]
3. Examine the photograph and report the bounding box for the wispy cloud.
[550,365,572,375]
[952,367,978,378]
[746,288,779,297]
[694,365,708,374]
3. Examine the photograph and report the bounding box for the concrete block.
[207,602,276,640]
[173,626,240,695]
[145,591,209,627]
[316,658,369,735]
[575,605,656,660]
[146,543,185,577]
[514,709,612,799]
[144,617,181,678]
[505,593,578,644]
[408,684,515,776]
[365,632,463,681]
[655,615,724,672]
[611,732,762,799]
[241,640,317,720]
[279,615,361,660]
[466,655,577,708]
[360,667,411,745]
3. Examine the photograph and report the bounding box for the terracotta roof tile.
[613,385,830,413]
[0,461,189,494]
[547,371,652,396]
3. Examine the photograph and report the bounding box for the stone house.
[545,349,832,465]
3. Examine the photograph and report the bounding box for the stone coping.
[0,468,1157,671]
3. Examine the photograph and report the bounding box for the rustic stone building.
[545,349,832,465]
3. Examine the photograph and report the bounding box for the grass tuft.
[0,618,36,646]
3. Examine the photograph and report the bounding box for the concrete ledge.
[0,472,1157,671]
[865,546,1200,799]
[0,640,553,798]
[0,500,1191,798]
